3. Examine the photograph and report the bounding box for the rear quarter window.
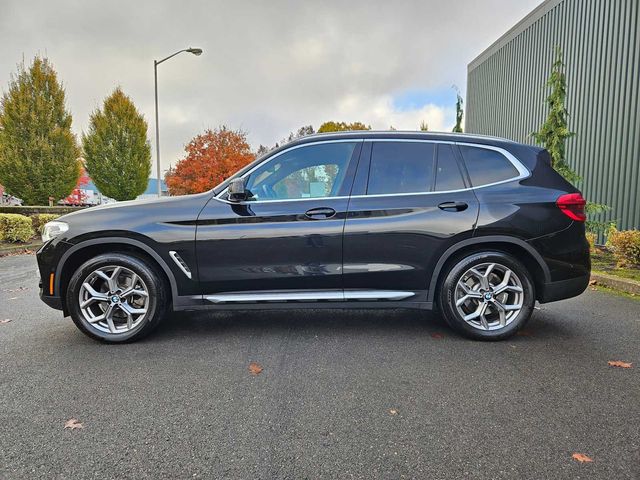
[459,145,520,187]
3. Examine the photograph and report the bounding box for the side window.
[244,142,357,201]
[435,144,465,191]
[459,145,520,187]
[367,142,434,195]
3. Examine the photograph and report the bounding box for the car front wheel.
[66,253,168,343]
[438,251,535,340]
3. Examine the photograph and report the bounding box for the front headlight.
[42,221,69,242]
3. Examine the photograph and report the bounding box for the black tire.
[66,253,169,343]
[438,251,535,341]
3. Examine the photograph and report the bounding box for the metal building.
[466,0,639,231]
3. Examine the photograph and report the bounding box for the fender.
[426,235,551,303]
[55,237,180,303]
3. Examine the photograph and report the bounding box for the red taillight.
[557,193,586,222]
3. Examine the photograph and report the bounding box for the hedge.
[0,205,87,216]
[31,213,61,235]
[0,214,35,243]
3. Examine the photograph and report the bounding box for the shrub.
[606,227,640,267]
[31,213,60,235]
[0,214,35,243]
[586,232,597,253]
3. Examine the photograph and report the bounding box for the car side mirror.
[228,178,248,202]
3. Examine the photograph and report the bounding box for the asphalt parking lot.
[1,253,638,479]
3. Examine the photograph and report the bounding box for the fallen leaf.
[0,319,11,324]
[389,409,398,415]
[248,362,263,376]
[64,418,84,430]
[430,333,444,339]
[588,279,597,286]
[572,453,593,463]
[608,360,632,368]
[516,329,534,337]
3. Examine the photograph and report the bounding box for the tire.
[66,253,169,343]
[438,251,535,341]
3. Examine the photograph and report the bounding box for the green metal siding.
[467,0,640,231]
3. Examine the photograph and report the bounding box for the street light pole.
[153,47,203,197]
[154,60,161,196]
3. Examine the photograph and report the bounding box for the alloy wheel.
[454,262,524,331]
[78,265,150,334]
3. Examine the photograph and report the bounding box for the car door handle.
[304,207,336,219]
[438,201,468,212]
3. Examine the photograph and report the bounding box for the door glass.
[244,142,357,201]
[367,142,435,195]
[435,144,465,191]
[459,145,519,186]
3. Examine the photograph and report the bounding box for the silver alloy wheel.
[454,262,524,331]
[78,265,150,334]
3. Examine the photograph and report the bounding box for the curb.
[0,241,42,256]
[591,271,640,296]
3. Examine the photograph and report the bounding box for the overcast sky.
[1,0,541,176]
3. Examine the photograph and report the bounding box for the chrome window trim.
[214,139,530,205]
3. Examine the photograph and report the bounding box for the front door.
[343,140,479,303]
[196,140,362,300]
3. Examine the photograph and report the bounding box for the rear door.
[342,140,479,302]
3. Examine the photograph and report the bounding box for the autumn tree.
[419,121,429,131]
[165,127,255,195]
[0,57,80,205]
[83,87,151,201]
[318,121,371,133]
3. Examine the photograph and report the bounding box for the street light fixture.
[154,47,203,197]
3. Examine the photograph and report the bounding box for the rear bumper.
[538,273,590,303]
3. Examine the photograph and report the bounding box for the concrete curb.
[591,271,640,296]
[0,241,42,256]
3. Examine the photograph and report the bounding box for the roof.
[468,0,562,72]
[286,130,519,147]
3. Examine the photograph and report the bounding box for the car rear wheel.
[66,253,168,343]
[438,251,535,340]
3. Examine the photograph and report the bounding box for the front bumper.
[537,273,590,303]
[40,290,64,310]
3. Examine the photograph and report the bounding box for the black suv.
[37,132,590,342]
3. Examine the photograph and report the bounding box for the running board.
[205,290,415,304]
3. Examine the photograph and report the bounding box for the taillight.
[556,193,586,222]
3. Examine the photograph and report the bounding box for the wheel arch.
[427,235,550,305]
[56,237,178,315]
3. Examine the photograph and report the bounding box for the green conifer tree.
[83,88,151,200]
[452,94,463,133]
[532,47,580,184]
[0,57,80,205]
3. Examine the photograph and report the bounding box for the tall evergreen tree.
[532,46,580,184]
[452,94,464,133]
[83,87,151,201]
[0,57,80,205]
[533,46,610,232]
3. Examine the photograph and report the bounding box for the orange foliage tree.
[165,127,255,196]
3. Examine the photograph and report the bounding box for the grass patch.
[592,285,640,302]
